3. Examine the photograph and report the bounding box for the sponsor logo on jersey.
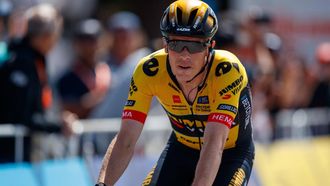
[197,96,209,104]
[171,105,188,111]
[215,62,240,77]
[143,58,159,76]
[217,104,238,114]
[167,113,208,136]
[231,83,242,95]
[122,109,147,124]
[219,75,243,96]
[208,113,234,128]
[129,77,138,96]
[241,95,252,129]
[222,94,231,99]
[125,100,136,107]
[122,110,133,118]
[172,95,181,103]
[229,168,245,186]
[196,105,211,112]
[233,63,240,72]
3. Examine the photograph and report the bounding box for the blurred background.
[0,0,329,186]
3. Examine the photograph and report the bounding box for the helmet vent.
[206,15,216,29]
[176,7,183,26]
[165,12,169,27]
[187,9,198,26]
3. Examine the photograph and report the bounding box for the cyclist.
[96,0,254,185]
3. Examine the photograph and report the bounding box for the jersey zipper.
[188,105,203,150]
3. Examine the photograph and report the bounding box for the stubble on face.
[166,36,209,83]
[169,48,207,83]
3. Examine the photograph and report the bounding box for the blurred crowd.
[0,0,329,163]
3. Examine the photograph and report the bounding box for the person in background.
[56,19,110,119]
[103,11,147,74]
[91,11,151,119]
[305,42,330,136]
[309,42,330,108]
[0,3,75,163]
[89,11,152,155]
[0,0,12,63]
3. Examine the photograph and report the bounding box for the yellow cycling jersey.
[122,49,252,150]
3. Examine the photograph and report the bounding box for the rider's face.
[166,36,209,83]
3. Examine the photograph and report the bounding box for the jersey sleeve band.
[207,113,234,128]
[122,109,147,124]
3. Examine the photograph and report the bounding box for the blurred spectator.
[91,11,151,119]
[0,0,12,63]
[309,42,330,107]
[245,6,275,74]
[0,3,75,163]
[105,11,146,70]
[274,55,312,109]
[0,0,13,40]
[90,11,152,155]
[237,7,278,143]
[56,19,111,119]
[214,17,238,51]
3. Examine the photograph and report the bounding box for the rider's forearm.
[102,136,136,186]
[192,122,229,186]
[191,140,222,186]
[97,136,117,183]
[97,119,143,185]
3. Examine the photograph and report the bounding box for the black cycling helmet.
[160,0,218,39]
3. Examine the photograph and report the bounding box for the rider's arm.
[98,119,144,186]
[192,122,229,186]
[192,51,248,185]
[97,56,154,185]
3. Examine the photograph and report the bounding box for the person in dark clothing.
[56,19,110,119]
[309,42,330,108]
[0,3,75,163]
[308,42,330,136]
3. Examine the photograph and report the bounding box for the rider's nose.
[181,47,191,55]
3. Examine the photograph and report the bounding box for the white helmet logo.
[177,28,190,32]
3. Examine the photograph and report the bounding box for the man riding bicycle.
[96,0,254,185]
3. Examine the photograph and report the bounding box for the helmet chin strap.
[185,50,212,83]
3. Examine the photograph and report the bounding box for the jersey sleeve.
[122,58,154,124]
[208,51,248,128]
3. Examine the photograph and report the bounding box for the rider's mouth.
[178,65,191,70]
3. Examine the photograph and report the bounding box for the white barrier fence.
[275,108,330,139]
[1,108,329,162]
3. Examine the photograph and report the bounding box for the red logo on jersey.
[122,109,147,124]
[122,111,133,118]
[222,94,231,99]
[172,95,181,103]
[208,113,234,128]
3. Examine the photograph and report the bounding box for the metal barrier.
[1,108,329,162]
[74,115,171,134]
[0,115,171,163]
[275,108,330,139]
[0,124,28,162]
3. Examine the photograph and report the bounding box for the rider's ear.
[163,37,168,53]
[211,40,216,49]
[207,40,216,54]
